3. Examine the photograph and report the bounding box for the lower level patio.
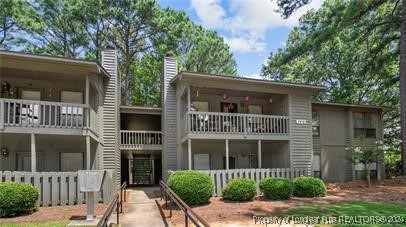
[179,139,290,170]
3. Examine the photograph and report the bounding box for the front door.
[133,157,152,185]
[223,156,236,169]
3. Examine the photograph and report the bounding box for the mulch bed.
[157,179,406,227]
[0,190,131,224]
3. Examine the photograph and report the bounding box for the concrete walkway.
[121,187,166,227]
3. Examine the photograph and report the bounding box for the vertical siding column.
[289,93,313,175]
[188,139,192,170]
[85,75,90,129]
[161,56,178,178]
[101,49,120,186]
[31,134,36,172]
[258,140,262,168]
[225,139,229,170]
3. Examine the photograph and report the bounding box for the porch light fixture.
[196,88,199,97]
[244,96,251,102]
[221,92,228,100]
[1,148,8,157]
[267,97,273,104]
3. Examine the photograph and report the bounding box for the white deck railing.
[201,168,308,196]
[120,130,162,149]
[0,170,116,206]
[184,111,289,136]
[0,98,89,130]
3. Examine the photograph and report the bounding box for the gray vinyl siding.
[289,93,313,174]
[312,104,384,182]
[344,110,353,181]
[101,50,120,186]
[161,57,178,176]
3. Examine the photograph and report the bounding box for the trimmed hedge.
[293,176,326,197]
[222,178,256,201]
[259,177,294,200]
[168,170,214,205]
[0,182,39,217]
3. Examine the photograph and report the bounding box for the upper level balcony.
[183,111,289,140]
[0,98,91,135]
[179,86,290,140]
[120,107,162,150]
[120,130,162,150]
[0,51,106,137]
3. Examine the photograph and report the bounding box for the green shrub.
[222,178,256,201]
[168,170,214,205]
[259,177,294,200]
[0,182,39,217]
[293,176,326,197]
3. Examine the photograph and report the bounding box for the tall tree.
[271,0,404,174]
[19,0,87,58]
[2,0,237,107]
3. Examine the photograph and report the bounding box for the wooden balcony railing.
[0,98,89,130]
[184,111,289,136]
[120,130,162,149]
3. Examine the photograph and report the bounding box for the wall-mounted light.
[2,147,9,157]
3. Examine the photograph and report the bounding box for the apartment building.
[0,51,386,200]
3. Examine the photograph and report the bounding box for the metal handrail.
[97,182,127,227]
[160,180,210,227]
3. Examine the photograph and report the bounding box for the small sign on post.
[78,170,105,221]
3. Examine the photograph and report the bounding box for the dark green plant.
[259,177,294,200]
[168,170,214,205]
[293,176,326,198]
[222,178,256,201]
[0,182,39,217]
[385,150,402,178]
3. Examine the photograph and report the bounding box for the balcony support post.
[188,139,192,170]
[258,140,262,168]
[86,135,91,169]
[225,138,229,170]
[30,133,36,172]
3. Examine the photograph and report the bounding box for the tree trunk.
[400,0,406,175]
[366,163,371,187]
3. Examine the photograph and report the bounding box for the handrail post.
[116,195,120,224]
[120,186,123,213]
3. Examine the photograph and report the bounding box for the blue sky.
[157,0,323,78]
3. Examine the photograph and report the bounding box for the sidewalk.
[120,187,166,227]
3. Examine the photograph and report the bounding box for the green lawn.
[278,201,406,227]
[0,220,69,227]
